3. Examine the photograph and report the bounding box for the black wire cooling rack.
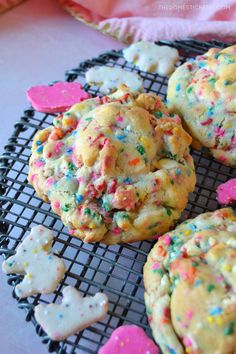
[0,39,235,354]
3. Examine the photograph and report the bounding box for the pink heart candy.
[216,178,236,205]
[98,325,159,354]
[27,82,90,113]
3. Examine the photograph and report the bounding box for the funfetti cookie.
[167,45,236,167]
[27,82,90,113]
[85,66,143,94]
[144,208,236,354]
[34,286,108,341]
[2,225,66,298]
[123,41,179,76]
[98,325,159,354]
[217,178,236,205]
[28,86,196,244]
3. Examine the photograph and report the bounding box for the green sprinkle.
[166,207,172,216]
[68,162,75,171]
[61,204,70,212]
[169,112,175,117]
[153,268,164,276]
[146,307,152,316]
[85,117,93,122]
[102,202,111,212]
[187,86,193,93]
[84,208,91,215]
[136,144,145,155]
[224,321,235,335]
[208,77,216,84]
[65,112,71,116]
[148,222,158,230]
[207,284,215,292]
[154,111,163,118]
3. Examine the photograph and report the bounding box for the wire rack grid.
[0,39,235,354]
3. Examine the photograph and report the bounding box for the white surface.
[0,1,122,353]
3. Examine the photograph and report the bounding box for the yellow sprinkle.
[26,273,33,279]
[23,262,29,267]
[184,230,191,236]
[140,137,150,149]
[32,249,38,254]
[185,347,191,354]
[216,316,223,326]
[89,222,97,229]
[223,264,231,272]
[207,316,214,324]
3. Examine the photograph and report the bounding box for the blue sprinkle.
[123,177,132,184]
[36,146,43,154]
[176,83,181,91]
[214,53,219,59]
[188,224,197,231]
[188,58,195,63]
[207,109,214,117]
[48,255,52,260]
[67,147,73,154]
[209,307,222,316]
[116,134,127,142]
[194,279,202,287]
[76,194,84,203]
[166,346,177,354]
[58,313,64,319]
[36,140,42,146]
[207,132,212,138]
[175,169,182,176]
[198,61,206,68]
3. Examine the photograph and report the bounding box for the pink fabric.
[60,0,236,42]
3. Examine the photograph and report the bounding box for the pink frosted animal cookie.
[27,82,90,113]
[98,325,159,354]
[217,178,236,205]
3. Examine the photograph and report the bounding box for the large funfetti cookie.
[2,225,66,298]
[167,45,236,167]
[144,208,236,354]
[85,66,143,93]
[35,286,108,341]
[98,325,159,354]
[28,86,196,244]
[123,41,179,76]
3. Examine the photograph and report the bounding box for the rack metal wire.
[0,39,235,354]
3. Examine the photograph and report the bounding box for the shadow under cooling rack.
[0,39,235,354]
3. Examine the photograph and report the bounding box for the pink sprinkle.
[46,177,54,186]
[69,229,75,235]
[164,235,171,245]
[215,275,224,283]
[54,141,64,154]
[54,201,61,210]
[112,226,122,234]
[186,310,193,320]
[183,337,192,347]
[36,160,44,168]
[215,127,225,137]
[152,262,160,270]
[77,176,84,183]
[29,173,36,182]
[117,116,124,123]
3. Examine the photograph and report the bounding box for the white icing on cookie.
[2,225,66,298]
[34,286,109,341]
[85,66,143,93]
[123,41,179,76]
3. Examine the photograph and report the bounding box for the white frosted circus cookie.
[2,225,66,298]
[144,208,236,354]
[85,66,143,93]
[167,45,236,167]
[35,286,108,341]
[123,41,179,76]
[28,86,196,244]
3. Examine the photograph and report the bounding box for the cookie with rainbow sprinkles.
[167,45,236,167]
[144,208,236,354]
[28,86,195,244]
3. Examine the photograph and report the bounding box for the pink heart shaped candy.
[27,82,90,113]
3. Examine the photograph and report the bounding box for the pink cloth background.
[59,0,236,42]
